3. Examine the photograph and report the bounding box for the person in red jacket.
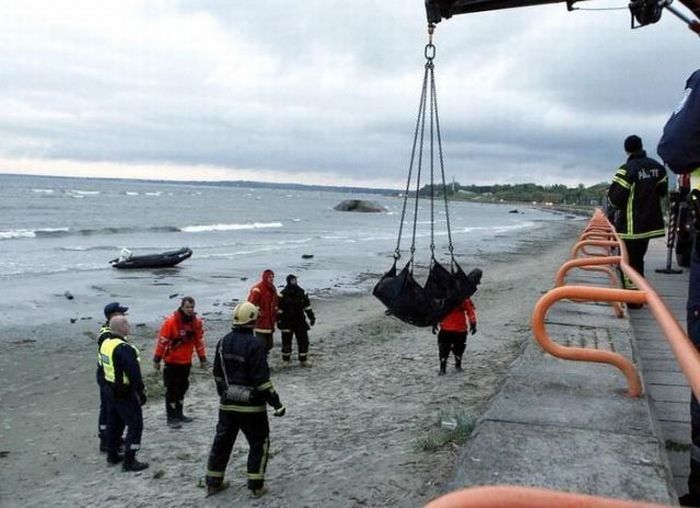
[247,269,279,353]
[153,296,207,427]
[435,297,477,375]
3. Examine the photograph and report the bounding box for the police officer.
[608,135,668,307]
[100,315,149,471]
[278,274,316,367]
[96,302,128,452]
[205,302,286,498]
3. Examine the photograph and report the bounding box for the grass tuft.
[412,409,475,452]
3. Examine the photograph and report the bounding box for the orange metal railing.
[531,208,700,399]
[424,485,667,508]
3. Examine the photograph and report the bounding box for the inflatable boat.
[109,247,193,269]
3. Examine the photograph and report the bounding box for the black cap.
[624,135,643,153]
[104,302,128,318]
[286,274,298,284]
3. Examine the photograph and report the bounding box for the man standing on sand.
[607,135,668,308]
[278,274,316,367]
[153,296,207,427]
[247,269,279,353]
[205,302,286,499]
[99,315,149,471]
[96,301,128,453]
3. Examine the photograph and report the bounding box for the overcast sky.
[0,0,697,189]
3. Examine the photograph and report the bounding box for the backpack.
[658,69,700,175]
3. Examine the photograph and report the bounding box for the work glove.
[273,405,286,417]
[470,323,477,335]
[152,360,161,372]
[137,391,147,406]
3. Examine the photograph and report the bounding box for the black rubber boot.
[166,402,182,428]
[177,402,193,423]
[455,356,463,372]
[439,359,447,376]
[122,451,149,472]
[206,480,230,498]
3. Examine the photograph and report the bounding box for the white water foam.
[181,222,283,233]
[0,227,70,240]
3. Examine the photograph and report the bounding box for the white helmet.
[232,302,259,326]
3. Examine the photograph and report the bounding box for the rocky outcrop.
[333,200,384,213]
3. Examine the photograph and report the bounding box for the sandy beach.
[0,218,583,508]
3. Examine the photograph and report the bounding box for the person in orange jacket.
[435,298,477,375]
[247,269,279,353]
[153,296,207,427]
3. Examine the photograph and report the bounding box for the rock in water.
[302,254,314,259]
[333,200,384,213]
[64,290,74,300]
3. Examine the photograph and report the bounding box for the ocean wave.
[58,245,120,252]
[0,225,180,240]
[68,190,100,195]
[31,188,55,194]
[181,222,283,233]
[0,227,70,239]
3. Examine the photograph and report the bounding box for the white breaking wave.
[124,191,139,196]
[31,188,54,194]
[181,222,283,233]
[145,191,162,196]
[0,227,70,240]
[69,190,100,195]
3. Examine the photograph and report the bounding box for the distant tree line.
[417,182,610,206]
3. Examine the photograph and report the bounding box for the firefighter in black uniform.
[99,315,149,471]
[608,135,668,307]
[278,274,316,367]
[205,302,286,498]
[96,301,128,452]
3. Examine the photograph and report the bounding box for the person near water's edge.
[607,135,668,308]
[278,274,316,367]
[99,315,149,471]
[97,302,128,452]
[434,269,482,375]
[247,269,279,353]
[205,302,286,499]
[153,296,207,427]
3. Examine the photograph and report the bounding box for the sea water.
[0,174,574,327]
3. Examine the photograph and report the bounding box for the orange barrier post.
[532,285,644,396]
[531,208,700,402]
[425,485,667,508]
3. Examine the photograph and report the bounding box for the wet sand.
[0,219,582,507]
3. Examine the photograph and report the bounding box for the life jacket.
[100,337,140,385]
[247,276,279,334]
[439,299,477,333]
[154,310,206,364]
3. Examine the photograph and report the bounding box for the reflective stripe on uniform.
[254,328,273,333]
[248,437,269,481]
[257,381,273,391]
[612,175,630,189]
[206,469,225,478]
[618,228,666,240]
[692,168,700,191]
[219,403,266,413]
[626,183,635,235]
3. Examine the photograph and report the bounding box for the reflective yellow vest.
[692,168,700,191]
[99,337,140,385]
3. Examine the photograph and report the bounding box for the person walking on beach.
[434,269,482,375]
[278,274,316,367]
[247,269,279,352]
[607,135,668,308]
[99,315,149,471]
[205,302,286,499]
[153,296,207,427]
[96,301,128,453]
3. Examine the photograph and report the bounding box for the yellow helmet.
[232,301,259,326]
